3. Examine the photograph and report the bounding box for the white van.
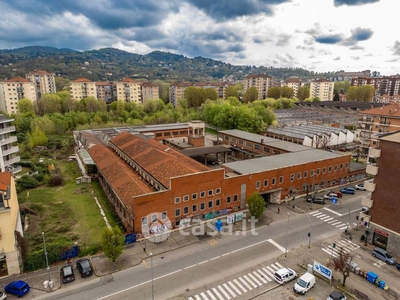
[293,272,315,295]
[274,268,297,285]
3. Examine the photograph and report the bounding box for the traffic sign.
[313,261,332,279]
[332,197,338,204]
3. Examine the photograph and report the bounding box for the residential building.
[360,131,400,257]
[376,94,400,104]
[115,78,141,103]
[70,78,97,101]
[243,74,272,100]
[141,82,159,103]
[25,70,56,99]
[0,172,24,277]
[95,81,115,104]
[358,104,400,152]
[280,78,304,97]
[309,78,334,101]
[333,70,371,81]
[351,76,400,101]
[0,115,20,174]
[0,77,37,115]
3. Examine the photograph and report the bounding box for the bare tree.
[314,134,332,149]
[327,247,353,287]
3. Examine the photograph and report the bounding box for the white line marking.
[263,267,275,278]
[188,297,194,300]
[228,280,242,295]
[253,271,267,284]
[222,253,230,256]
[212,287,224,300]
[194,295,202,300]
[309,211,320,215]
[275,262,284,268]
[267,239,286,253]
[239,276,253,290]
[323,207,342,216]
[199,292,208,300]
[331,221,342,226]
[217,285,231,299]
[230,239,269,254]
[234,279,247,293]
[210,256,220,261]
[247,273,261,286]
[322,248,337,257]
[327,219,337,224]
[244,274,258,288]
[198,260,209,265]
[323,217,334,221]
[185,264,197,269]
[222,283,236,297]
[206,290,217,300]
[270,263,280,271]
[315,214,327,219]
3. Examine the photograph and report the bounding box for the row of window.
[175,199,223,217]
[175,188,222,203]
[156,131,189,137]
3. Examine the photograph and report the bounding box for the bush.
[16,175,39,192]
[49,175,64,186]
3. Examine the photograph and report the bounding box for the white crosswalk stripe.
[187,262,281,299]
[321,239,361,258]
[310,210,358,232]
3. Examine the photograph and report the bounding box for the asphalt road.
[33,195,370,300]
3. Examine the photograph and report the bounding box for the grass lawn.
[19,161,120,258]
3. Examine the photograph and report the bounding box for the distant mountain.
[0,46,336,82]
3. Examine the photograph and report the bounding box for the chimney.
[261,139,264,144]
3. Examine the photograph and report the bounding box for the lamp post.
[42,232,50,281]
[293,206,313,248]
[150,252,154,300]
[285,213,290,257]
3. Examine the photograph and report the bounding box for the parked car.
[5,280,30,297]
[328,149,335,153]
[76,258,93,277]
[397,263,400,271]
[327,290,347,300]
[60,265,75,283]
[338,147,346,152]
[274,268,297,285]
[306,196,325,204]
[355,183,366,191]
[346,146,355,151]
[323,193,341,200]
[372,247,397,265]
[0,291,6,300]
[293,272,315,295]
[352,153,359,157]
[361,205,369,212]
[340,187,355,195]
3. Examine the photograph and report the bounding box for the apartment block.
[25,70,56,99]
[361,131,400,257]
[309,78,334,101]
[0,115,20,174]
[141,82,159,103]
[95,81,115,104]
[358,104,400,151]
[70,78,97,101]
[243,74,272,100]
[280,78,304,97]
[0,77,37,115]
[115,78,141,103]
[351,76,400,101]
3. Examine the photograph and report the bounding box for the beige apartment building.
[309,78,334,101]
[70,78,97,101]
[280,78,304,97]
[25,70,56,99]
[95,81,114,104]
[141,82,159,103]
[243,74,273,100]
[115,78,141,103]
[0,77,37,115]
[169,82,192,107]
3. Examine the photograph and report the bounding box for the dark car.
[76,258,93,277]
[60,265,75,283]
[340,187,355,195]
[338,147,346,152]
[5,280,30,297]
[327,290,347,300]
[306,196,325,204]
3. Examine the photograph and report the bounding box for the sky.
[0,0,399,75]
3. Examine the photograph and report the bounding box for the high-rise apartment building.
[351,76,400,101]
[280,78,304,97]
[309,78,334,101]
[243,74,272,100]
[115,78,141,103]
[70,78,97,101]
[95,81,115,104]
[0,115,20,174]
[141,82,159,103]
[0,77,37,115]
[25,70,56,99]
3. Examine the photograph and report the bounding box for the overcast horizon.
[1,0,399,76]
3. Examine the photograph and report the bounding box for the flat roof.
[380,131,400,143]
[264,140,310,152]
[180,145,232,156]
[222,149,341,174]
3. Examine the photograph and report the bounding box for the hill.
[0,46,335,82]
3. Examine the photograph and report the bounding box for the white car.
[355,183,366,191]
[274,268,297,285]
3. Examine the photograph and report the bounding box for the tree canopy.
[346,85,375,102]
[247,192,265,218]
[101,226,125,263]
[243,87,258,103]
[297,86,310,102]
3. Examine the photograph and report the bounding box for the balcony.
[368,147,381,158]
[1,146,19,156]
[364,180,376,192]
[4,156,20,167]
[361,197,373,208]
[366,164,378,175]
[380,121,390,126]
[0,136,17,145]
[0,126,16,135]
[10,165,22,174]
[362,118,373,124]
[359,212,370,223]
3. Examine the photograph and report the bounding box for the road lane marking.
[239,276,253,290]
[228,280,242,295]
[233,279,247,293]
[223,282,236,297]
[243,274,258,288]
[184,264,197,269]
[267,239,286,253]
[212,287,224,300]
[206,290,218,300]
[323,207,342,216]
[210,256,220,261]
[217,285,231,299]
[198,260,209,265]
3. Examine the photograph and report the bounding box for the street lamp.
[150,252,154,300]
[42,232,50,281]
[285,213,290,257]
[293,206,313,248]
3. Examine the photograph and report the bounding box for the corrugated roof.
[361,104,400,117]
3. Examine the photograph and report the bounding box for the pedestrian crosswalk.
[309,211,357,231]
[187,262,283,300]
[321,239,360,258]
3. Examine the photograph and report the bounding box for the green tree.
[37,94,62,115]
[281,86,294,98]
[17,98,34,114]
[243,87,258,103]
[184,87,207,107]
[225,86,238,99]
[247,192,265,218]
[153,80,170,104]
[267,87,281,99]
[297,86,310,102]
[55,77,71,91]
[26,126,48,149]
[205,88,218,100]
[101,226,125,262]
[333,92,340,102]
[334,81,351,94]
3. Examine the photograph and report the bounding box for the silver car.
[372,247,396,265]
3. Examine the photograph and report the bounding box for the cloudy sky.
[0,0,399,75]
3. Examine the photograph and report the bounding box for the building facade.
[141,82,159,103]
[25,70,56,99]
[95,81,115,104]
[309,78,334,101]
[70,78,97,101]
[115,78,141,103]
[0,77,37,115]
[0,115,20,174]
[351,76,400,101]
[280,78,304,97]
[243,74,272,100]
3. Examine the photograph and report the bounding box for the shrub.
[16,175,39,192]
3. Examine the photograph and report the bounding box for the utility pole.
[42,232,51,283]
[285,213,290,257]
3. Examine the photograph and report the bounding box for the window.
[340,163,343,170]
[175,208,181,217]
[316,168,320,175]
[184,206,189,214]
[310,170,314,177]
[246,141,252,147]
[304,171,308,178]
[174,197,181,204]
[334,164,338,171]
[224,135,229,140]
[200,191,206,198]
[290,174,294,181]
[192,193,198,200]
[279,176,283,184]
[272,177,276,185]
[208,201,213,208]
[141,216,148,225]
[264,179,268,187]
[216,199,221,206]
[215,188,221,194]
[161,212,167,220]
[263,147,270,153]
[192,204,197,212]
[151,214,157,223]
[200,203,205,210]
[323,167,326,174]
[321,181,325,188]
[183,195,189,202]
[297,172,301,179]
[227,196,231,204]
[173,131,179,136]
[238,139,244,145]
[231,137,236,143]
[208,190,213,196]
[328,166,332,173]
[234,195,238,202]
[254,144,261,150]
[164,132,171,136]
[345,162,349,169]
[256,181,261,189]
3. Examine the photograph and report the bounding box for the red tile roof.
[110,132,210,188]
[121,78,136,83]
[74,78,92,82]
[28,70,52,75]
[6,76,31,83]
[88,144,154,206]
[0,172,11,192]
[245,74,271,79]
[361,104,400,117]
[95,81,113,86]
[141,82,157,87]
[284,78,302,83]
